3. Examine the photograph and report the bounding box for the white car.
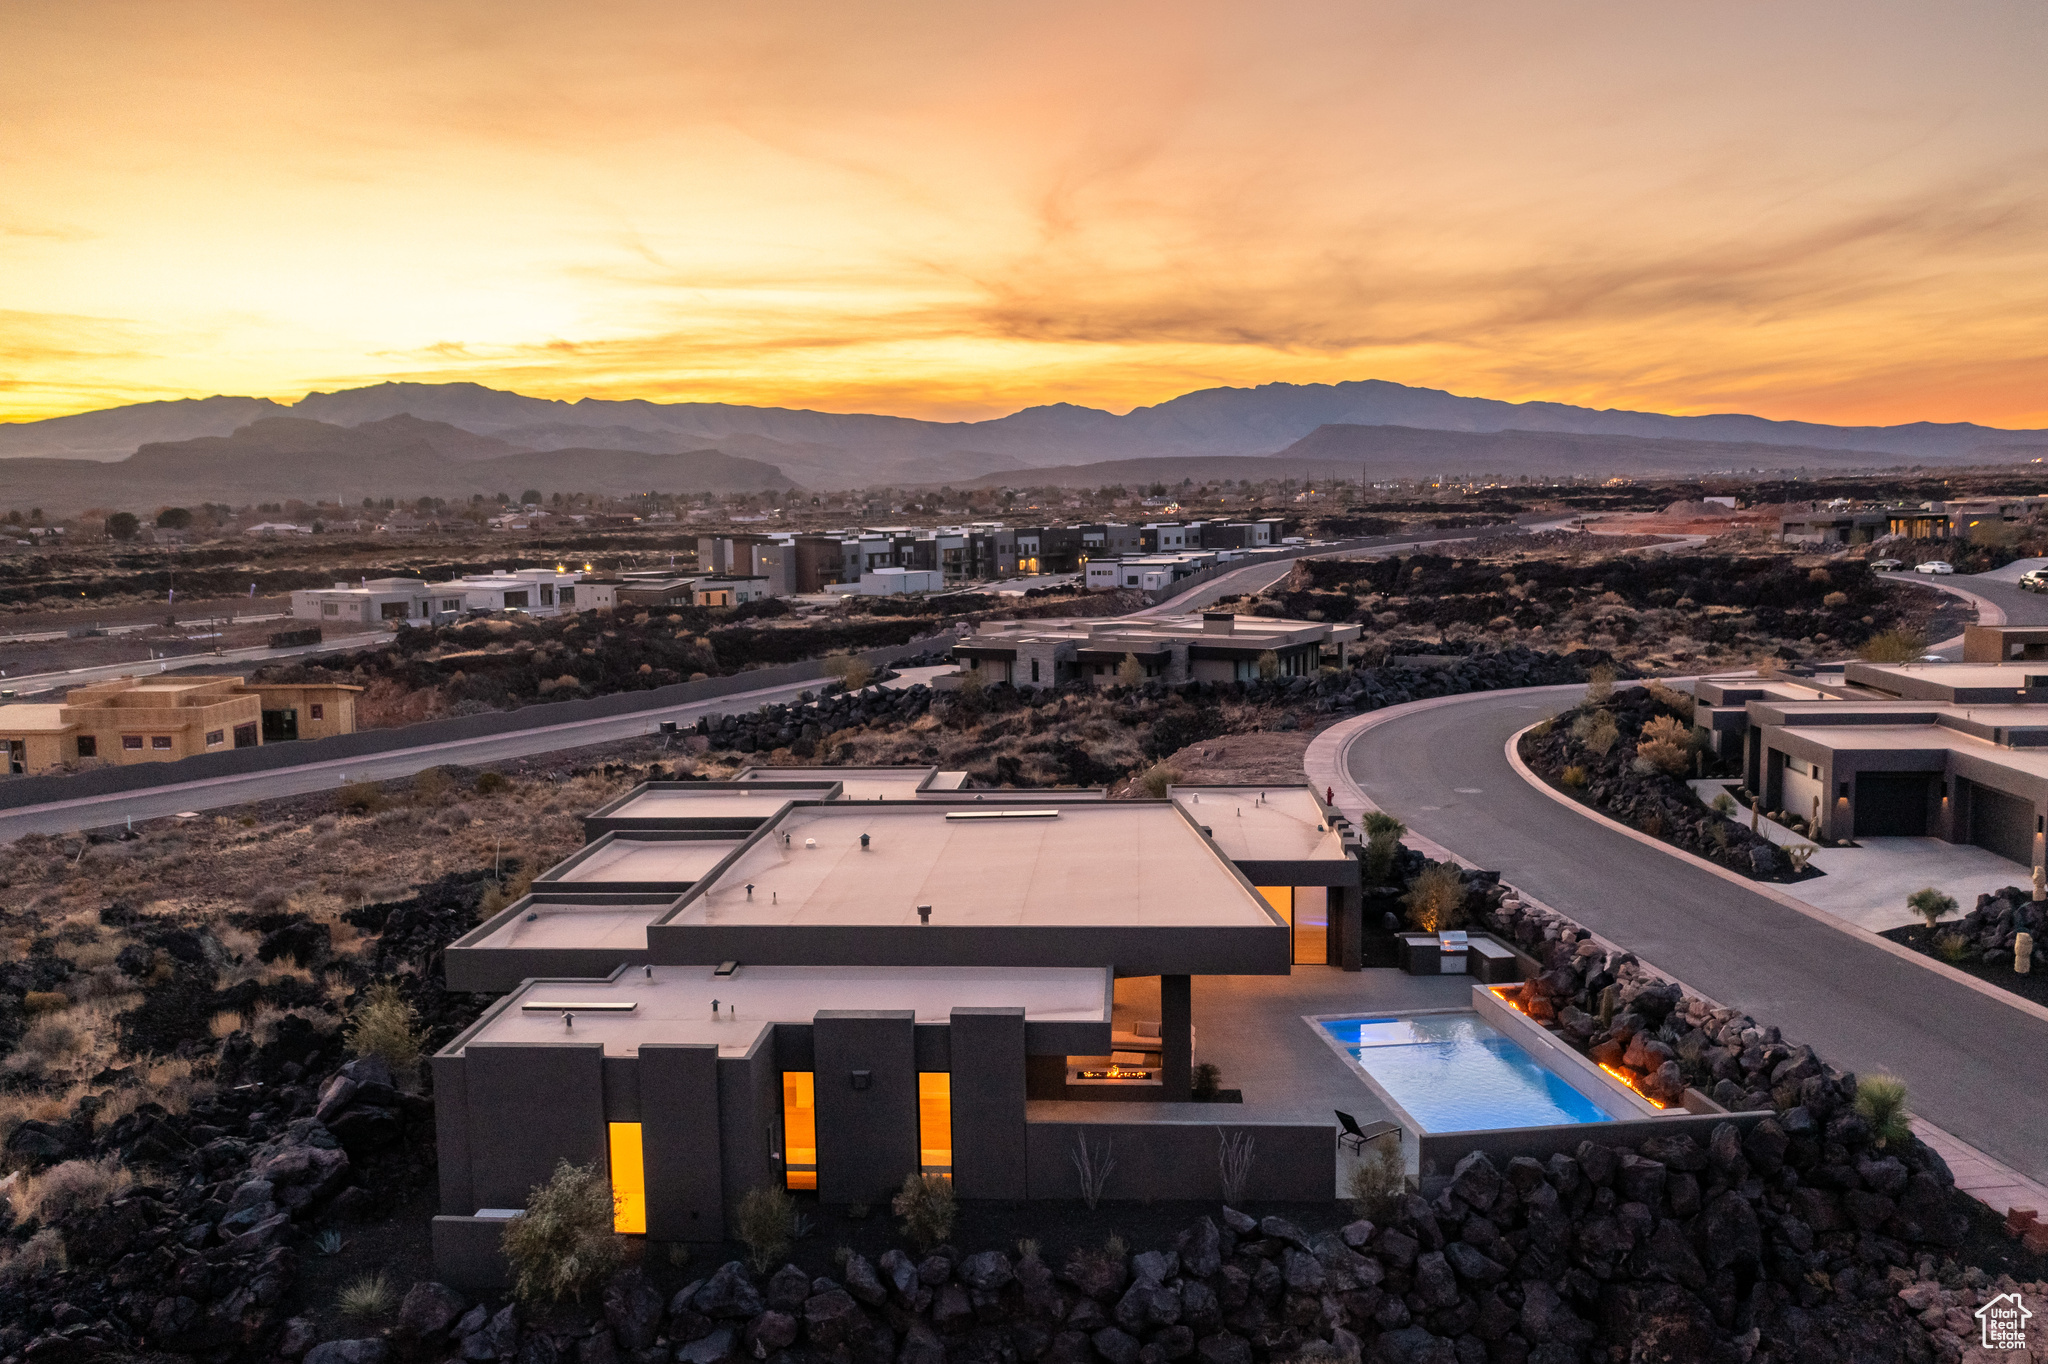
[1914,561,1954,575]
[2018,569,2048,593]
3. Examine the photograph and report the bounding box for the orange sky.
[6,0,2048,428]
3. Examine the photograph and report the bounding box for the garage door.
[1967,782,2035,866]
[1853,773,1933,837]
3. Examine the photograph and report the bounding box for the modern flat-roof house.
[430,766,1364,1281]
[0,674,360,775]
[292,578,467,626]
[1693,628,2048,861]
[955,611,1362,687]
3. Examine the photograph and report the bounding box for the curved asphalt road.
[1345,684,2048,1186]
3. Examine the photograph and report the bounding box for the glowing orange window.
[782,1072,817,1191]
[608,1122,646,1234]
[918,1073,952,1178]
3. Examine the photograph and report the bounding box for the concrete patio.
[1084,968,1476,1193]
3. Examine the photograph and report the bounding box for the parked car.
[2020,569,2048,593]
[1869,557,1903,572]
[1914,560,1954,575]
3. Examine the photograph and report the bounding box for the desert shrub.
[16,1016,83,1062]
[893,1172,956,1250]
[1402,862,1467,933]
[734,1185,794,1272]
[412,767,454,802]
[1254,650,1281,680]
[1641,679,1695,721]
[1711,791,1735,815]
[1634,714,1691,775]
[1192,1062,1222,1100]
[1560,765,1587,788]
[502,1160,625,1302]
[1855,1073,1912,1149]
[1907,888,1957,930]
[338,1271,396,1320]
[1346,1139,1405,1219]
[336,780,387,814]
[475,771,510,795]
[1361,811,1406,839]
[0,1229,65,1280]
[1860,629,1927,664]
[1361,831,1400,886]
[824,654,876,691]
[1116,653,1145,687]
[1137,763,1181,799]
[1823,591,1849,608]
[1935,934,1972,963]
[11,1156,133,1223]
[1584,662,1616,705]
[22,991,69,1015]
[1571,710,1619,756]
[344,981,422,1073]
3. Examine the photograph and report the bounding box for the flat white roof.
[602,789,836,820]
[470,901,672,951]
[0,705,72,733]
[553,839,744,884]
[664,803,1278,929]
[467,964,1109,1057]
[734,766,934,799]
[1171,786,1346,863]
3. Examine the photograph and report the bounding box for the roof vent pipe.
[917,905,933,925]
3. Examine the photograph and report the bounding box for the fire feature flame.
[1599,1061,1669,1110]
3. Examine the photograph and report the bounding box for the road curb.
[1501,719,2048,1031]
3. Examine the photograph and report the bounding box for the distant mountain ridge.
[0,416,792,515]
[1,378,2042,503]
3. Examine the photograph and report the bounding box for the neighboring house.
[244,522,311,536]
[857,566,943,595]
[1692,626,2048,861]
[292,578,460,626]
[0,675,361,776]
[452,569,584,616]
[955,611,1359,688]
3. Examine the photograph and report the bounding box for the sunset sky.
[5,0,2047,428]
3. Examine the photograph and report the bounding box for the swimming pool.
[1320,1012,1616,1132]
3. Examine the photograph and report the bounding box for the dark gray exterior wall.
[431,1216,512,1295]
[463,1043,607,1209]
[949,1008,1027,1200]
[1024,1116,1331,1201]
[716,1031,782,1220]
[812,1011,919,1205]
[432,1054,473,1215]
[640,1044,726,1242]
[645,923,1288,976]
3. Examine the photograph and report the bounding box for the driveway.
[1329,684,2048,1186]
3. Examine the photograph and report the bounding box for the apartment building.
[0,675,360,776]
[428,766,1360,1283]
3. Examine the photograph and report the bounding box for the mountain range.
[1,378,2043,513]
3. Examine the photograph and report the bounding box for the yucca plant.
[1854,1073,1912,1149]
[1906,888,1957,932]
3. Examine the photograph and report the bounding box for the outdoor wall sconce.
[850,1070,872,1091]
[917,905,932,925]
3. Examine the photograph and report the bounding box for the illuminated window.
[1257,886,1293,924]
[783,1072,817,1191]
[608,1122,646,1234]
[918,1073,952,1178]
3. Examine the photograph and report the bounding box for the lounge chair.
[1335,1109,1401,1154]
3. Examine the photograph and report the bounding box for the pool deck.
[1105,967,1476,1192]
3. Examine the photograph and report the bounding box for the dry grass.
[4,1155,133,1224]
[0,1228,66,1280]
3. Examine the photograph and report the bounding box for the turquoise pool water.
[1321,1012,1615,1132]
